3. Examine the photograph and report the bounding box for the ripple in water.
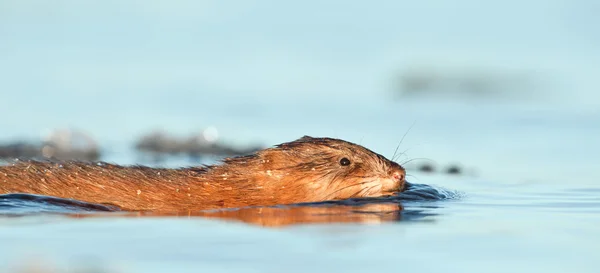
[0,194,118,215]
[0,182,460,226]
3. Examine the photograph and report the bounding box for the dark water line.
[0,193,119,213]
[0,183,458,216]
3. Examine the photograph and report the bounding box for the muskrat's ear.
[276,136,316,149]
[298,135,315,141]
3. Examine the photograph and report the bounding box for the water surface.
[1,1,600,271]
[1,100,598,273]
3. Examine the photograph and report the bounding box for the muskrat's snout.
[387,163,407,192]
[392,170,405,184]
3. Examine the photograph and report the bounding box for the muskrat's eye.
[339,157,351,166]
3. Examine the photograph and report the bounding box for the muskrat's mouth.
[381,188,403,196]
[389,182,408,194]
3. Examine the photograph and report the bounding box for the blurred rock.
[0,143,40,159]
[41,129,100,161]
[394,64,533,99]
[135,131,181,155]
[0,129,100,161]
[135,128,263,161]
[418,163,435,173]
[406,162,468,177]
[445,164,463,175]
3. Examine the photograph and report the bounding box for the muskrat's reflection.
[194,203,404,226]
[70,203,405,227]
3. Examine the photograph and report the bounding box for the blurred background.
[1,1,600,272]
[1,0,599,180]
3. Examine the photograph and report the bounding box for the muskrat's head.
[225,136,406,203]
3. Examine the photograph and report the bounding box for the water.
[0,99,599,273]
[1,1,600,272]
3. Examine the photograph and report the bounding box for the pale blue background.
[1,1,599,272]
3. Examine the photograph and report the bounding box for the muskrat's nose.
[392,170,405,182]
[387,169,407,192]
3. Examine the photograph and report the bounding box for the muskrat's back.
[0,136,406,212]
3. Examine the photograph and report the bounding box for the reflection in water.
[65,202,439,227]
[72,203,405,226]
[202,203,408,226]
[0,182,453,227]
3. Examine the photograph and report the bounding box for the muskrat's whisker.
[365,183,383,197]
[395,142,430,163]
[406,174,420,182]
[400,157,435,166]
[354,174,377,179]
[395,147,412,162]
[392,121,417,162]
[324,180,375,200]
[364,184,381,197]
[391,144,402,162]
[350,182,377,198]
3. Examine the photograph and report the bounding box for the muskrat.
[0,136,406,212]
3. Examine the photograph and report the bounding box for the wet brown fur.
[0,136,406,212]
